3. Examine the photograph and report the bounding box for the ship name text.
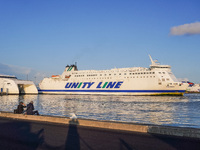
[65,81,123,89]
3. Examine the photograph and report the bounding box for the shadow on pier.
[0,117,200,150]
[0,118,44,149]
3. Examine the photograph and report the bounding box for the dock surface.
[0,112,200,150]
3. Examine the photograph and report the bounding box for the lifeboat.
[51,75,60,78]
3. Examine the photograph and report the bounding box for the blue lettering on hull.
[65,81,124,89]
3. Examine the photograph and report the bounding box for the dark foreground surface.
[0,117,200,150]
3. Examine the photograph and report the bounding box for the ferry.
[187,84,200,93]
[38,55,188,96]
[0,75,38,95]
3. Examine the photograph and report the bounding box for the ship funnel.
[65,64,78,72]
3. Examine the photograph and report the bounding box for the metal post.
[6,88,8,95]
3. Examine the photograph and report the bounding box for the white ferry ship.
[0,75,38,95]
[38,55,188,95]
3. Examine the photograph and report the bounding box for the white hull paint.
[0,75,38,95]
[39,55,188,96]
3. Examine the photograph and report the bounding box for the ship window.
[109,74,111,76]
[162,79,165,81]
[166,78,169,81]
[163,72,165,74]
[141,73,143,74]
[159,72,161,74]
[124,73,126,75]
[119,73,121,75]
[153,72,155,74]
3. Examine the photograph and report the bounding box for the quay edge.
[0,111,200,139]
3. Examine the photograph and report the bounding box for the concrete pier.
[0,112,200,150]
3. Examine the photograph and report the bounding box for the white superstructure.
[0,75,38,95]
[39,55,188,95]
[187,84,200,93]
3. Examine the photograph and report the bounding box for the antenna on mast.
[149,55,155,65]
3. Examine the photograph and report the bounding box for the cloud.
[170,22,200,36]
[0,63,51,84]
[6,64,32,75]
[0,63,32,77]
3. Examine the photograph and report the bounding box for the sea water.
[0,93,200,128]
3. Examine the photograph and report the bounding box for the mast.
[149,55,159,65]
[149,55,170,70]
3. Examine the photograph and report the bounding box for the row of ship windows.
[72,76,157,80]
[74,72,158,77]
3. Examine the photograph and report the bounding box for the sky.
[0,0,200,84]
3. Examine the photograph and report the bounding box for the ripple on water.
[0,93,200,128]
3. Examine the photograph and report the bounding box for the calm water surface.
[0,94,200,128]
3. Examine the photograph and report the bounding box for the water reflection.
[0,94,200,128]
